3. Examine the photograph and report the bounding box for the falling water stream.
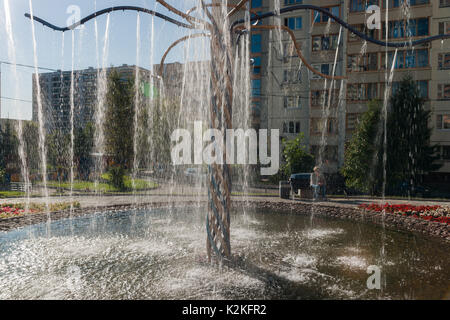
[132,13,141,213]
[28,0,50,225]
[93,13,111,200]
[3,0,31,214]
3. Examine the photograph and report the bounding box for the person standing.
[310,166,327,201]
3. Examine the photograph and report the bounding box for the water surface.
[0,207,449,300]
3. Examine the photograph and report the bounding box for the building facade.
[249,0,450,179]
[32,64,152,132]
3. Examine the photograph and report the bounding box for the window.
[346,114,360,132]
[284,96,301,109]
[251,0,262,8]
[311,90,339,107]
[383,49,429,69]
[283,68,301,83]
[350,0,379,12]
[252,79,261,96]
[441,0,450,8]
[312,34,339,51]
[251,34,262,53]
[443,146,450,160]
[389,80,428,99]
[283,121,301,134]
[284,0,303,5]
[437,115,450,130]
[438,84,450,100]
[439,22,450,35]
[384,18,429,39]
[284,16,303,30]
[417,81,428,98]
[438,53,450,70]
[348,83,378,101]
[311,118,337,135]
[349,24,378,42]
[384,0,429,8]
[311,63,337,79]
[313,6,340,23]
[348,53,378,72]
[253,57,261,74]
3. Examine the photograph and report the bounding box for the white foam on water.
[159,265,264,299]
[336,256,368,270]
[302,228,345,240]
[326,284,356,299]
[282,254,317,269]
[125,239,176,256]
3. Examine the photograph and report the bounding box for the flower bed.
[0,202,81,219]
[359,203,450,225]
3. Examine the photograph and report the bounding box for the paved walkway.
[1,192,449,210]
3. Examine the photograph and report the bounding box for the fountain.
[0,0,449,300]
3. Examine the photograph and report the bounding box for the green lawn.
[46,176,158,193]
[0,191,26,198]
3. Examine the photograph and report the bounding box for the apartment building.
[32,64,152,132]
[430,0,450,183]
[249,0,450,180]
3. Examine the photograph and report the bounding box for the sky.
[0,0,204,120]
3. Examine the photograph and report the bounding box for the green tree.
[104,69,135,189]
[46,129,70,182]
[386,75,441,192]
[342,76,441,195]
[0,120,19,178]
[74,122,94,180]
[281,133,315,177]
[341,100,383,195]
[22,121,40,174]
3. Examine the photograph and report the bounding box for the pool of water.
[0,207,449,300]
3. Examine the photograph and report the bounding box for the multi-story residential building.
[250,0,450,180]
[32,64,152,132]
[430,0,450,183]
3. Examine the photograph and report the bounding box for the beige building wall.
[431,1,450,179]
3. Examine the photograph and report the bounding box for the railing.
[9,182,33,192]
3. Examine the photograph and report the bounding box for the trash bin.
[279,181,291,199]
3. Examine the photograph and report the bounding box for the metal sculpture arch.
[25,0,450,263]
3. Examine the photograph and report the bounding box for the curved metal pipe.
[231,4,450,48]
[158,33,211,76]
[24,6,196,31]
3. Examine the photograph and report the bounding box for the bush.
[0,168,5,185]
[109,166,126,191]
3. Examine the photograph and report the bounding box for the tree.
[74,122,94,180]
[342,76,441,196]
[281,133,315,177]
[385,75,441,192]
[104,69,135,189]
[46,129,70,182]
[22,121,40,175]
[341,100,383,195]
[0,120,19,178]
